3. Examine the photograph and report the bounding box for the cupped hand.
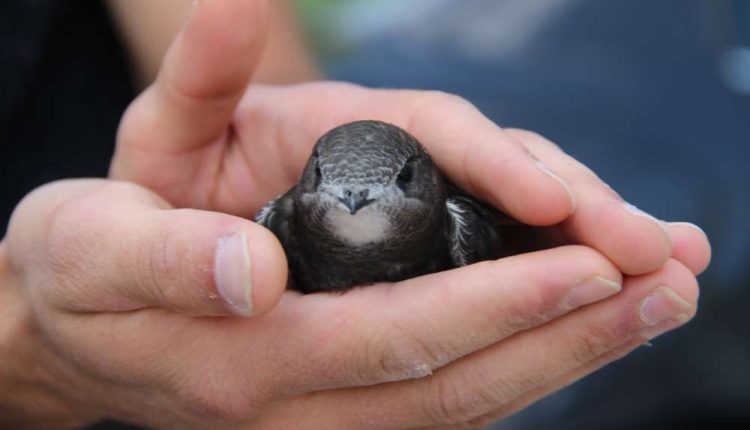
[1,179,698,429]
[109,0,710,278]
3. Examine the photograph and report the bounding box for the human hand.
[110,0,710,277]
[1,179,700,429]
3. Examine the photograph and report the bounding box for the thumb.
[122,207,288,317]
[9,180,287,317]
[113,0,268,159]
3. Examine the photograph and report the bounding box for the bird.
[255,120,504,293]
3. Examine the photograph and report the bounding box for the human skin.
[107,0,320,87]
[0,0,711,428]
[0,179,703,429]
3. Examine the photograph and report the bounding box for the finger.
[269,246,622,394]
[427,339,645,430]
[505,128,673,275]
[228,84,575,222]
[459,258,700,428]
[19,180,287,317]
[667,222,711,275]
[307,259,698,429]
[405,92,576,225]
[114,0,268,156]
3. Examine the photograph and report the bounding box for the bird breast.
[325,204,391,246]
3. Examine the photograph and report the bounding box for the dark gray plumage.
[255,120,503,293]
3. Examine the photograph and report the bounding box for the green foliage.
[294,0,368,57]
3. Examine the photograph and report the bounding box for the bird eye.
[397,158,415,185]
[314,160,323,187]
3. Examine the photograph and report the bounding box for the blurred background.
[301,0,750,428]
[1,0,748,428]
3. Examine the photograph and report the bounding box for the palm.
[115,82,476,219]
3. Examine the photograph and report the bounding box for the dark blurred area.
[1,0,748,428]
[319,0,750,428]
[0,0,133,232]
[1,2,134,427]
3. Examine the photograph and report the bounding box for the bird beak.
[339,192,374,215]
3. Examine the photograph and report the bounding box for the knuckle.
[354,320,443,384]
[571,323,625,367]
[431,90,471,106]
[565,243,604,261]
[416,90,476,115]
[142,226,171,297]
[481,261,547,333]
[170,351,273,424]
[174,383,253,424]
[422,378,495,425]
[577,332,606,365]
[434,91,476,112]
[37,191,112,308]
[505,127,540,141]
[567,245,618,274]
[134,214,183,301]
[505,128,561,152]
[496,294,547,334]
[171,358,266,424]
[45,193,102,278]
[565,158,605,188]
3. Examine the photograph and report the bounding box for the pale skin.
[0,1,711,429]
[107,0,321,87]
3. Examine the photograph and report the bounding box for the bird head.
[294,120,446,246]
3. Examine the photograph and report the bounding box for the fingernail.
[214,232,253,316]
[562,276,622,310]
[536,160,576,211]
[639,286,692,327]
[624,202,672,239]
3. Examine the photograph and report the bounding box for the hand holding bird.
[99,1,710,427]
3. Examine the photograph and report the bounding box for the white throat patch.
[326,205,391,246]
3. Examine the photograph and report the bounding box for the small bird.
[255,120,503,293]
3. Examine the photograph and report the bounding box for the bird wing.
[254,187,296,247]
[444,190,503,267]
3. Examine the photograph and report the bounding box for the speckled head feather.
[294,120,445,242]
[314,120,427,186]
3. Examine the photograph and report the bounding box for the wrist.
[0,243,100,429]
